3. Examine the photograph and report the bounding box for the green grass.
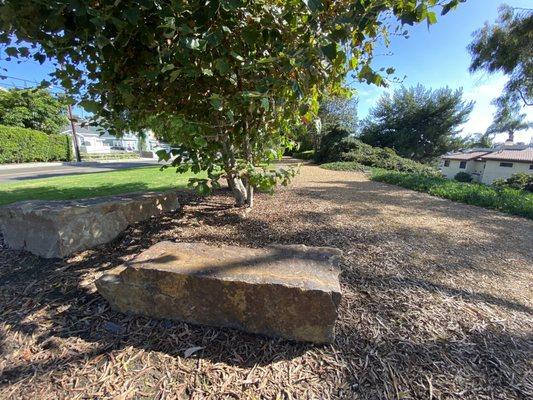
[0,166,200,206]
[371,169,533,219]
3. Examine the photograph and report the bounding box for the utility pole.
[67,104,82,162]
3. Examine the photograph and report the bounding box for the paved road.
[0,160,161,183]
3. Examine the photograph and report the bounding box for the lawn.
[0,166,200,206]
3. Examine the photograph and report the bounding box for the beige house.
[441,147,533,185]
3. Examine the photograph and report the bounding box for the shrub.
[0,124,72,163]
[316,129,436,174]
[493,173,533,192]
[315,127,350,163]
[454,172,472,182]
[292,150,315,161]
[371,170,533,219]
[320,161,369,172]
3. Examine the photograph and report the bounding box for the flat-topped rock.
[96,241,342,343]
[0,192,179,258]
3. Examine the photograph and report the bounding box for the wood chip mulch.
[1,165,532,399]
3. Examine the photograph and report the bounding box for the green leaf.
[302,0,323,13]
[209,94,223,111]
[185,38,207,51]
[5,47,18,57]
[214,58,230,75]
[321,42,338,62]
[161,64,175,73]
[426,11,437,25]
[124,8,140,24]
[79,100,100,113]
[201,67,213,76]
[260,97,270,111]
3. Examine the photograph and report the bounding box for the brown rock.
[0,192,179,258]
[96,241,342,343]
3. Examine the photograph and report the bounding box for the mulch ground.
[1,164,532,399]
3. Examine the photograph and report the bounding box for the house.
[441,145,533,184]
[61,118,170,155]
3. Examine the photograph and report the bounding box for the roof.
[481,148,533,163]
[442,151,491,161]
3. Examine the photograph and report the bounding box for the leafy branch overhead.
[0,0,463,207]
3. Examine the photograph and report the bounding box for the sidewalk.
[1,158,157,170]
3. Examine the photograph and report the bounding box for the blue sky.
[1,0,532,143]
[352,0,533,144]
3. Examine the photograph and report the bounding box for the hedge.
[0,125,73,163]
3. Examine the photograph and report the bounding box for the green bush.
[316,129,436,174]
[315,127,350,163]
[371,170,533,219]
[493,173,533,192]
[454,171,472,182]
[320,161,369,172]
[292,150,315,160]
[0,124,72,163]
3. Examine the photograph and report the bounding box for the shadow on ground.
[1,175,532,399]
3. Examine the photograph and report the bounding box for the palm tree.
[486,102,531,142]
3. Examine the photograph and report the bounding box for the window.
[499,162,513,168]
[529,165,533,170]
[459,161,467,169]
[444,160,450,167]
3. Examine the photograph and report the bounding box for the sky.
[0,0,532,144]
[352,0,533,144]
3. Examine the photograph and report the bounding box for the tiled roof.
[442,151,491,161]
[481,148,533,163]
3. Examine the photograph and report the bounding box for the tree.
[313,95,358,152]
[0,88,68,134]
[0,0,462,207]
[468,5,533,110]
[461,132,494,149]
[359,85,474,162]
[486,101,531,142]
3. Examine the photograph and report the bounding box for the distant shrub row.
[371,170,533,219]
[320,161,369,172]
[315,129,437,174]
[292,150,315,160]
[0,125,73,163]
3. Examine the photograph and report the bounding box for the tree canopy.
[0,0,462,206]
[359,85,473,162]
[0,88,68,134]
[468,5,533,109]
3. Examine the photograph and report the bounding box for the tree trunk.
[246,183,254,208]
[227,175,247,206]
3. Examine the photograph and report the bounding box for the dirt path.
[1,164,532,399]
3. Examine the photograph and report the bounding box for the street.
[0,160,161,183]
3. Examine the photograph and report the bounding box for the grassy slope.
[0,166,199,206]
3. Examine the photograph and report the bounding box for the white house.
[441,146,533,185]
[61,118,169,155]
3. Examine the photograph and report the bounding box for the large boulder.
[96,241,342,343]
[0,192,179,258]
